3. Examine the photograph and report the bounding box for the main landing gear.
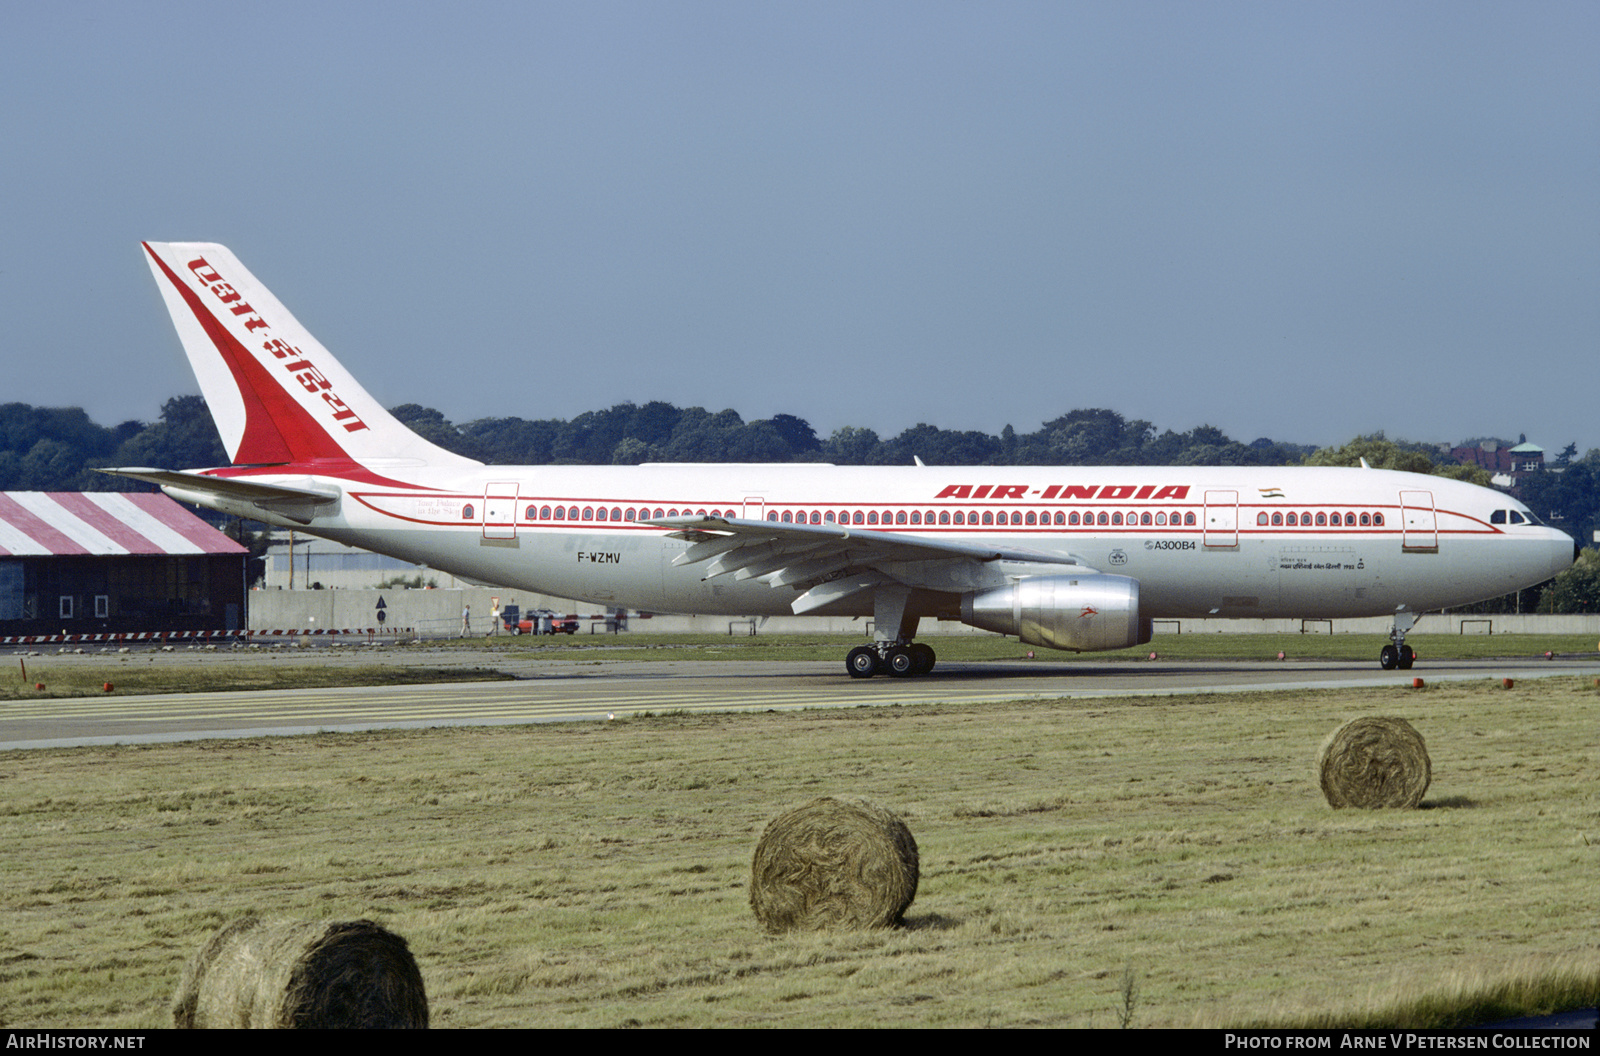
[1379,611,1419,671]
[846,642,937,678]
[845,585,936,678]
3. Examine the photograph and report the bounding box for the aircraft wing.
[649,515,1094,615]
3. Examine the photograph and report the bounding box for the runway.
[3,655,1592,750]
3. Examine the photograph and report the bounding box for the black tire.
[1398,644,1415,670]
[1380,644,1400,670]
[846,646,879,679]
[911,643,936,675]
[885,646,916,678]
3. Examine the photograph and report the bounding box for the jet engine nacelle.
[960,574,1151,652]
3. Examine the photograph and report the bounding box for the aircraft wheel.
[885,646,917,678]
[1380,644,1400,670]
[911,643,936,674]
[846,646,879,679]
[1398,644,1415,670]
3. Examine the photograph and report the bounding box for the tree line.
[2,395,1594,611]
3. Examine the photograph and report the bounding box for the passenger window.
[1184,512,1195,526]
[953,511,964,525]
[540,505,552,519]
[982,512,994,525]
[1373,513,1384,526]
[810,511,821,524]
[1285,512,1296,526]
[1257,512,1269,526]
[866,511,877,524]
[1315,512,1326,526]
[1112,512,1124,526]
[463,504,475,520]
[583,507,594,521]
[896,511,907,524]
[1054,511,1065,525]
[767,512,778,522]
[940,511,951,524]
[1155,512,1166,526]
[909,511,921,525]
[853,511,864,524]
[1141,512,1152,525]
[1012,512,1023,525]
[1098,512,1110,526]
[1360,513,1371,526]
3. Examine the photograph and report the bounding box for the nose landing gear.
[1380,612,1419,670]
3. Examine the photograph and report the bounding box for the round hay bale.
[173,916,428,1028]
[749,796,919,933]
[1317,716,1432,809]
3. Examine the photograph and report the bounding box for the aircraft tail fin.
[140,242,480,471]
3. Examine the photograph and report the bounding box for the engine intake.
[961,574,1150,652]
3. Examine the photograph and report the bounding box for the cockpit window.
[1491,510,1507,524]
[1508,510,1526,525]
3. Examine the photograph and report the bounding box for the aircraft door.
[742,496,765,522]
[1204,491,1238,548]
[1400,491,1437,552]
[483,481,519,540]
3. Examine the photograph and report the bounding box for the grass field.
[0,662,511,701]
[2,669,1595,1028]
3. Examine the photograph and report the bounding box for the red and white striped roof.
[0,492,248,557]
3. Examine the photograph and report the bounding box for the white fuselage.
[178,461,1573,623]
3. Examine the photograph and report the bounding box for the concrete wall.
[246,588,1600,640]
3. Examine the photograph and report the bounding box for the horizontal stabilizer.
[101,468,339,525]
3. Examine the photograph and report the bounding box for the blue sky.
[3,1,1596,454]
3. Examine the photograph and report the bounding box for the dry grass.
[0,677,1595,1028]
[1,660,510,700]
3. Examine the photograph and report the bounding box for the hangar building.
[0,492,247,637]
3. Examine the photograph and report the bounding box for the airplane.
[112,242,1577,677]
